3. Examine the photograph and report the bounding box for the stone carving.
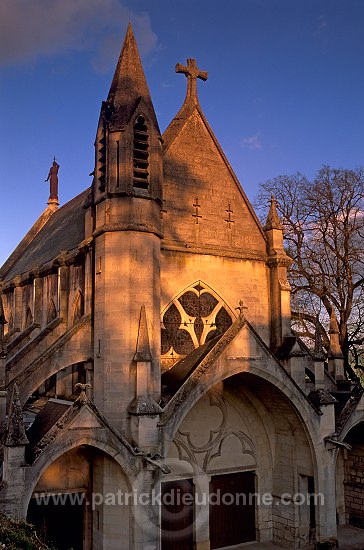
[45,157,60,200]
[176,58,208,103]
[172,391,256,474]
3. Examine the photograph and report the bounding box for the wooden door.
[209,471,256,549]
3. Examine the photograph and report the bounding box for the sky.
[1,0,363,267]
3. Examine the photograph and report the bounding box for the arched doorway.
[162,372,317,549]
[27,445,131,550]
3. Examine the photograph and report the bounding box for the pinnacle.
[4,384,29,446]
[106,23,157,131]
[134,305,152,362]
[264,195,283,231]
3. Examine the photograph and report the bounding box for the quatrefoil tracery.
[161,282,234,357]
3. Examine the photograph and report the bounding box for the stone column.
[264,198,293,351]
[193,474,211,550]
[133,467,160,550]
[13,278,23,331]
[314,394,338,545]
[2,384,29,519]
[84,249,93,317]
[58,263,69,323]
[315,448,338,544]
[32,274,43,326]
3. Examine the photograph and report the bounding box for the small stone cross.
[192,198,202,224]
[176,58,208,102]
[225,204,235,229]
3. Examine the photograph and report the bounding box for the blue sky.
[1,0,363,267]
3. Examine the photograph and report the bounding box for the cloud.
[241,133,262,150]
[0,0,157,69]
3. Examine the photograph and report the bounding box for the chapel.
[0,24,364,550]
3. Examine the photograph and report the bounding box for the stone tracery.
[161,282,234,360]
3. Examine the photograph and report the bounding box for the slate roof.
[25,398,72,462]
[2,189,89,281]
[161,334,223,405]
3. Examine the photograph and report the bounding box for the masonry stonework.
[0,23,363,550]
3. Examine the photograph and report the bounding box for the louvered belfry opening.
[133,115,149,189]
[97,123,107,192]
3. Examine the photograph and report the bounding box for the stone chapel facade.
[0,24,364,550]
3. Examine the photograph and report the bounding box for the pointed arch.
[161,281,235,365]
[46,299,57,324]
[72,291,84,326]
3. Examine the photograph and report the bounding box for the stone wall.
[345,443,364,528]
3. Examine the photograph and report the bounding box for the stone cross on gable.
[192,197,202,224]
[176,58,208,102]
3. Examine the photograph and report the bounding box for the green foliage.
[0,513,55,550]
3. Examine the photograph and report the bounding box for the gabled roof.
[162,95,266,244]
[25,394,138,464]
[0,189,89,282]
[160,313,322,426]
[161,334,223,405]
[26,398,71,453]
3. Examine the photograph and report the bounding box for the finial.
[176,58,208,104]
[75,382,91,403]
[264,195,283,231]
[45,157,60,207]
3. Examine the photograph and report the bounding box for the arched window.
[72,291,84,325]
[46,300,57,324]
[161,282,234,360]
[133,115,149,189]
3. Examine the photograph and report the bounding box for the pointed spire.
[264,195,283,231]
[134,305,152,362]
[4,384,28,446]
[107,23,157,130]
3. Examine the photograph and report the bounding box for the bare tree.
[255,166,364,377]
